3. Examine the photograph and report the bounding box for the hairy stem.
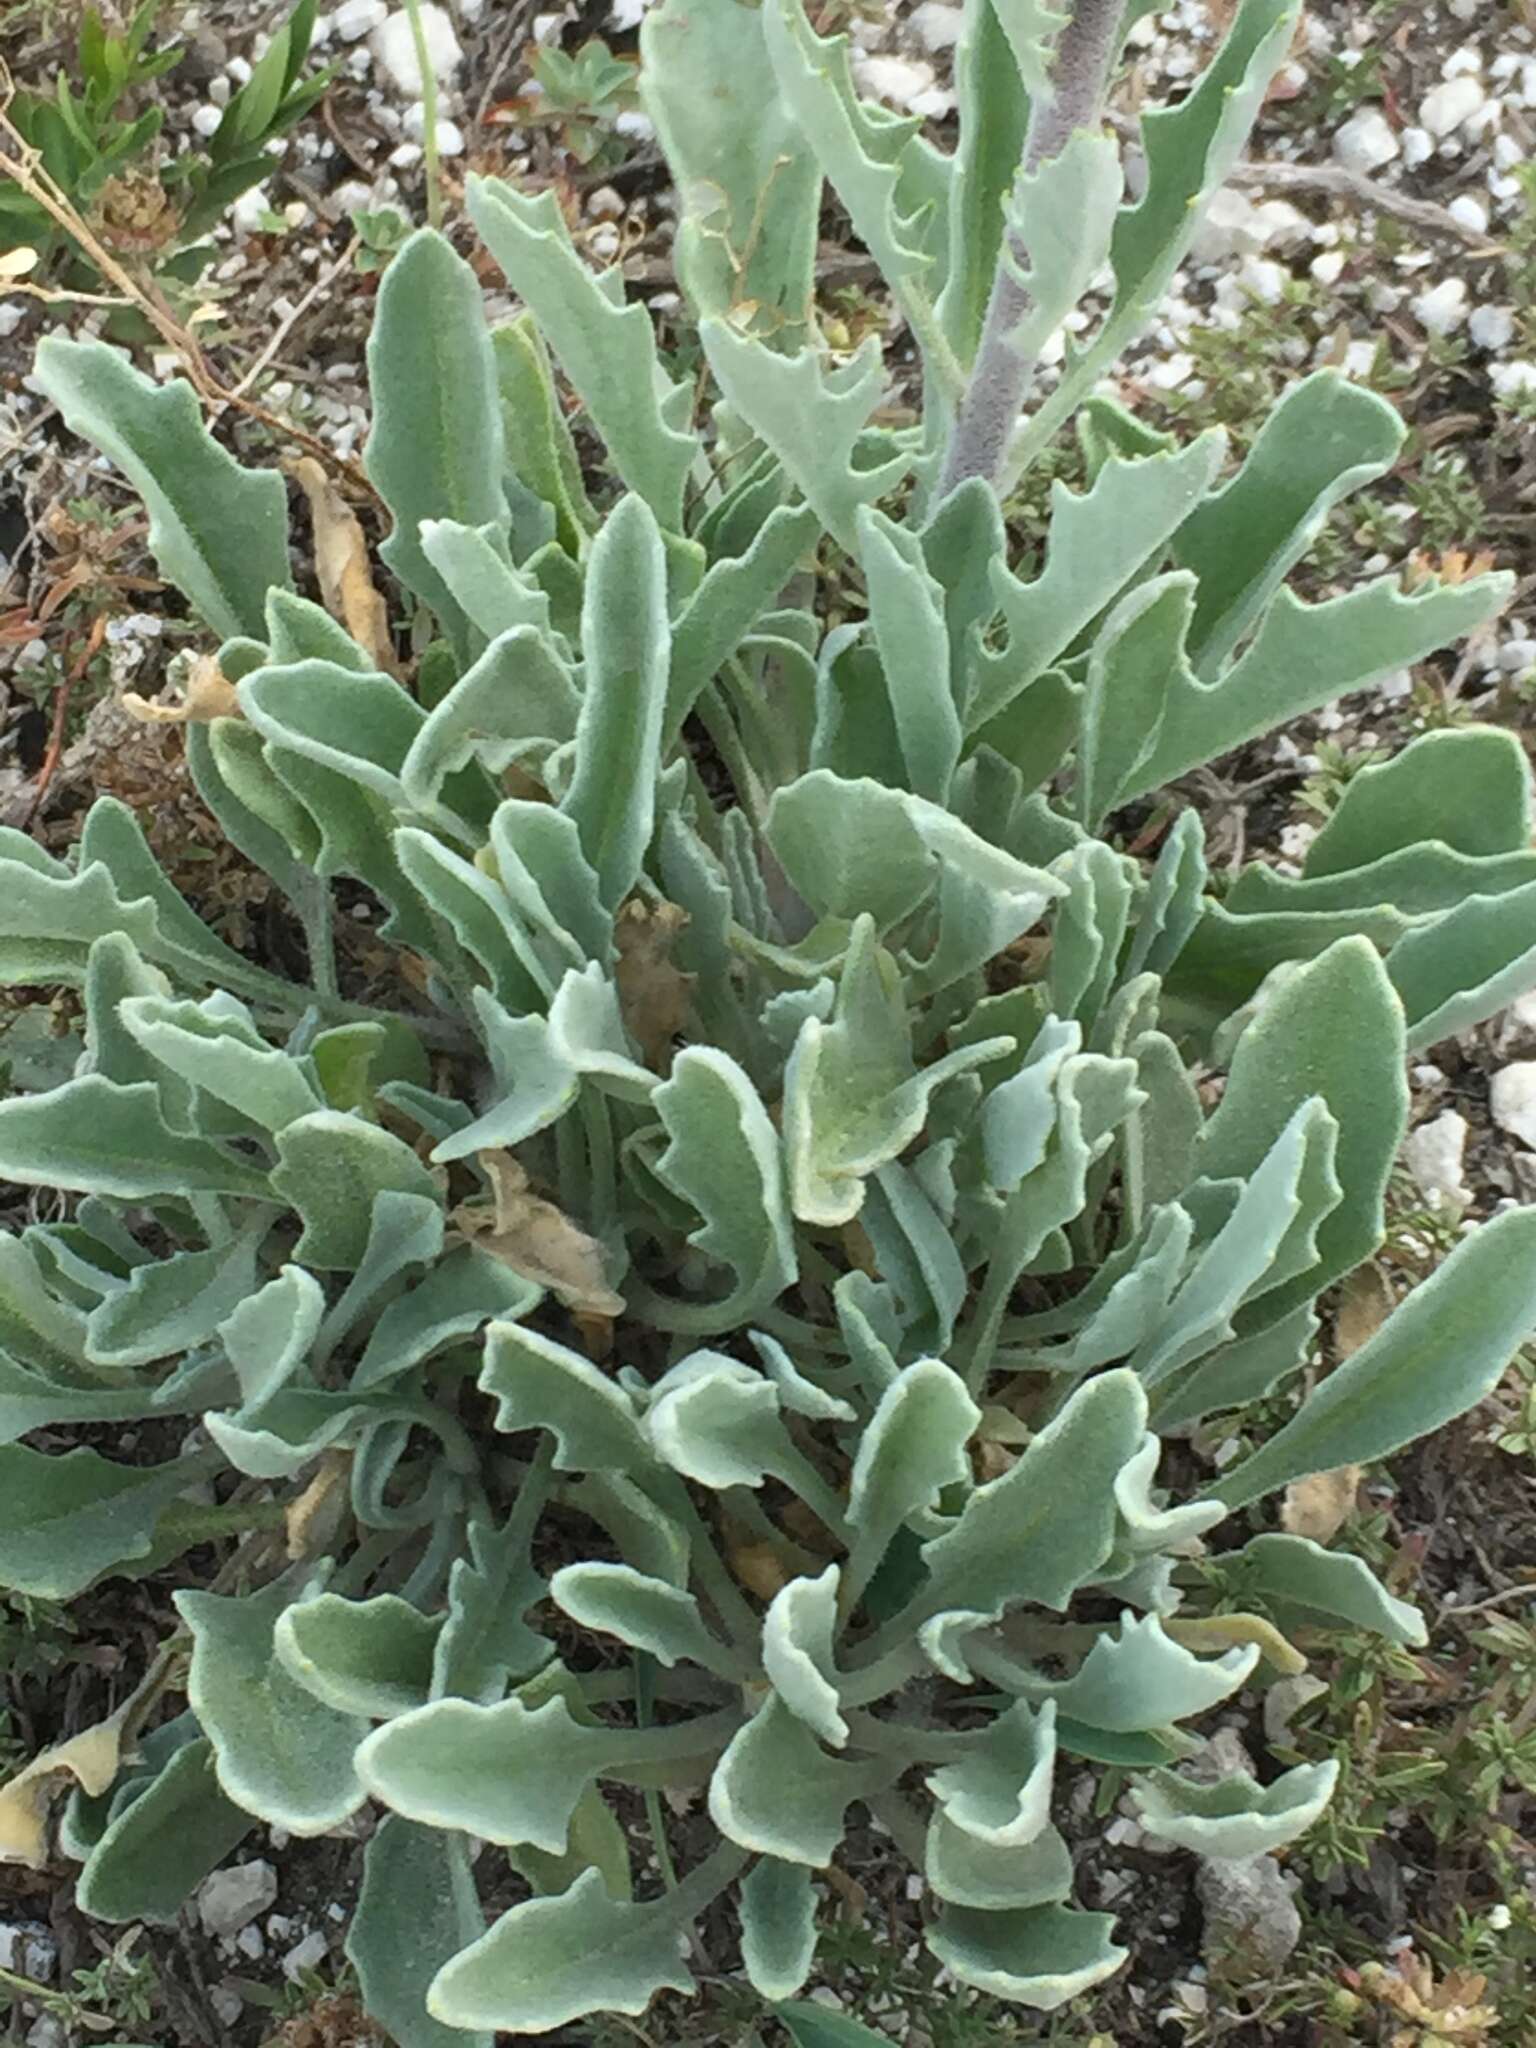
[403,0,444,231]
[936,0,1123,499]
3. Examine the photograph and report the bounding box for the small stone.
[0,1925,57,1981]
[1186,1727,1256,1785]
[191,103,223,138]
[1263,1672,1330,1745]
[1469,304,1516,350]
[1145,351,1195,391]
[1420,76,1488,139]
[1404,1110,1473,1215]
[1401,126,1434,168]
[1491,1063,1536,1150]
[1498,636,1536,674]
[1335,106,1400,174]
[198,1860,278,1940]
[1412,277,1468,335]
[587,185,625,221]
[1237,255,1286,305]
[1448,194,1490,234]
[1492,360,1536,401]
[282,1929,330,1982]
[1190,188,1265,263]
[1197,1855,1302,1979]
[912,1,963,49]
[235,1922,265,1960]
[24,2018,65,2048]
[374,5,463,97]
[209,1987,244,2027]
[333,0,387,36]
[1310,249,1346,285]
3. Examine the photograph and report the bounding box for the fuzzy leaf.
[1131,1760,1339,1859]
[1129,571,1514,797]
[76,1738,251,1926]
[1174,372,1404,674]
[272,1112,441,1271]
[364,228,507,650]
[274,1593,443,1719]
[646,1047,796,1329]
[0,1444,205,1598]
[349,1817,491,2048]
[700,325,906,554]
[560,494,671,909]
[427,1858,741,2035]
[858,507,961,803]
[1046,1614,1257,1733]
[927,1901,1127,2010]
[1212,1203,1536,1508]
[401,626,579,814]
[31,335,290,641]
[178,1577,368,1834]
[469,177,697,530]
[641,0,820,347]
[550,1563,739,1677]
[928,1700,1056,1848]
[479,1324,653,1474]
[921,1370,1146,1616]
[1224,1533,1427,1649]
[925,1816,1073,1913]
[739,1856,818,2002]
[709,1695,875,1864]
[977,434,1225,728]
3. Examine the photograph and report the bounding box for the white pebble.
[1404,1111,1472,1216]
[1498,637,1536,673]
[1442,45,1483,79]
[1469,304,1516,350]
[1401,126,1434,167]
[1412,277,1468,336]
[1340,339,1378,379]
[1144,351,1195,391]
[1420,77,1487,138]
[1335,106,1399,174]
[191,103,223,139]
[1238,254,1286,305]
[1310,249,1346,285]
[199,1862,278,1940]
[374,5,462,97]
[1448,194,1489,234]
[587,185,625,221]
[912,1,963,49]
[333,0,387,36]
[1491,1063,1536,1150]
[282,1929,330,1982]
[1492,360,1536,400]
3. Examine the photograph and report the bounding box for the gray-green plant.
[3,0,1535,2038]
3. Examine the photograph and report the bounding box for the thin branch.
[1229,157,1505,251]
[0,101,381,505]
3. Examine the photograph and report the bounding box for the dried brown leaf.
[1281,1463,1361,1545]
[122,653,240,725]
[614,898,694,1071]
[454,1152,624,1317]
[0,1714,128,1867]
[1334,1260,1394,1361]
[286,1448,353,1562]
[288,456,395,675]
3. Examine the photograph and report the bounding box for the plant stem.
[403,0,443,231]
[935,0,1124,499]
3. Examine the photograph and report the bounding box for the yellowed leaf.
[728,1538,789,1603]
[286,1448,352,1561]
[1166,1612,1309,1678]
[122,652,240,725]
[1281,1463,1361,1545]
[1334,1260,1394,1361]
[0,1713,128,1866]
[454,1152,624,1317]
[614,898,694,1071]
[288,456,396,675]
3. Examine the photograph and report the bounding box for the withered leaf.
[288,456,396,675]
[454,1152,624,1318]
[614,897,695,1071]
[123,652,240,725]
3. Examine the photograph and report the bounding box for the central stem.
[936,0,1123,499]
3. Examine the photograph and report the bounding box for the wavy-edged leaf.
[32,335,290,641]
[177,1577,368,1834]
[927,1901,1127,2010]
[739,1856,818,2002]
[927,1699,1056,1848]
[468,176,697,531]
[274,1593,443,1719]
[0,1075,269,1200]
[1131,1759,1339,1858]
[0,1444,207,1598]
[76,1739,250,1926]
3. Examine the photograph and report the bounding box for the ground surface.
[0,1,1534,2044]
